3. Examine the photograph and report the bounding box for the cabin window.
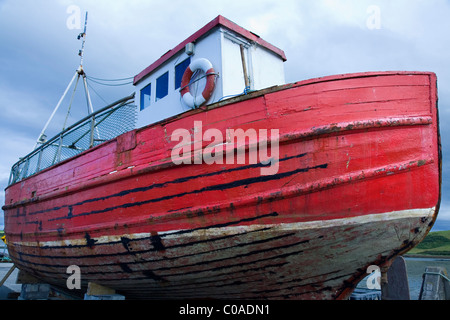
[175,57,191,90]
[156,72,169,101]
[140,83,151,111]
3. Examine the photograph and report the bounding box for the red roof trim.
[133,15,287,85]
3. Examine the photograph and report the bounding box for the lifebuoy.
[180,58,215,108]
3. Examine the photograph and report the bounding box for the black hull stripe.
[48,163,327,221]
[19,152,308,218]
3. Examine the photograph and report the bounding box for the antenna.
[35,11,97,149]
[77,11,88,66]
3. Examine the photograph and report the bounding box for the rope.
[178,72,219,92]
[218,86,252,102]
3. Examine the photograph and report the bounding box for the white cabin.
[133,15,287,128]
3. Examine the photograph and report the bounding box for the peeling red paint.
[2,72,441,299]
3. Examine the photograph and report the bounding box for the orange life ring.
[180,58,215,108]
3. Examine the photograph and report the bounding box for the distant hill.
[408,230,450,256]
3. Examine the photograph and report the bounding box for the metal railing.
[8,94,136,186]
[423,271,450,282]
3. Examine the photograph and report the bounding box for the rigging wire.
[87,75,134,82]
[86,76,133,87]
[86,79,110,105]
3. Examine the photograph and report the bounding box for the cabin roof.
[133,15,287,85]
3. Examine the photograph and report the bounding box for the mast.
[77,12,95,116]
[35,11,95,149]
[78,12,88,67]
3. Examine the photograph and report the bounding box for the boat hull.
[3,71,441,299]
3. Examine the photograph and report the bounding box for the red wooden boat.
[2,16,441,300]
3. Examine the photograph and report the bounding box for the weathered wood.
[0,265,16,287]
[16,269,42,284]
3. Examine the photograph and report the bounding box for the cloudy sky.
[1,0,450,230]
